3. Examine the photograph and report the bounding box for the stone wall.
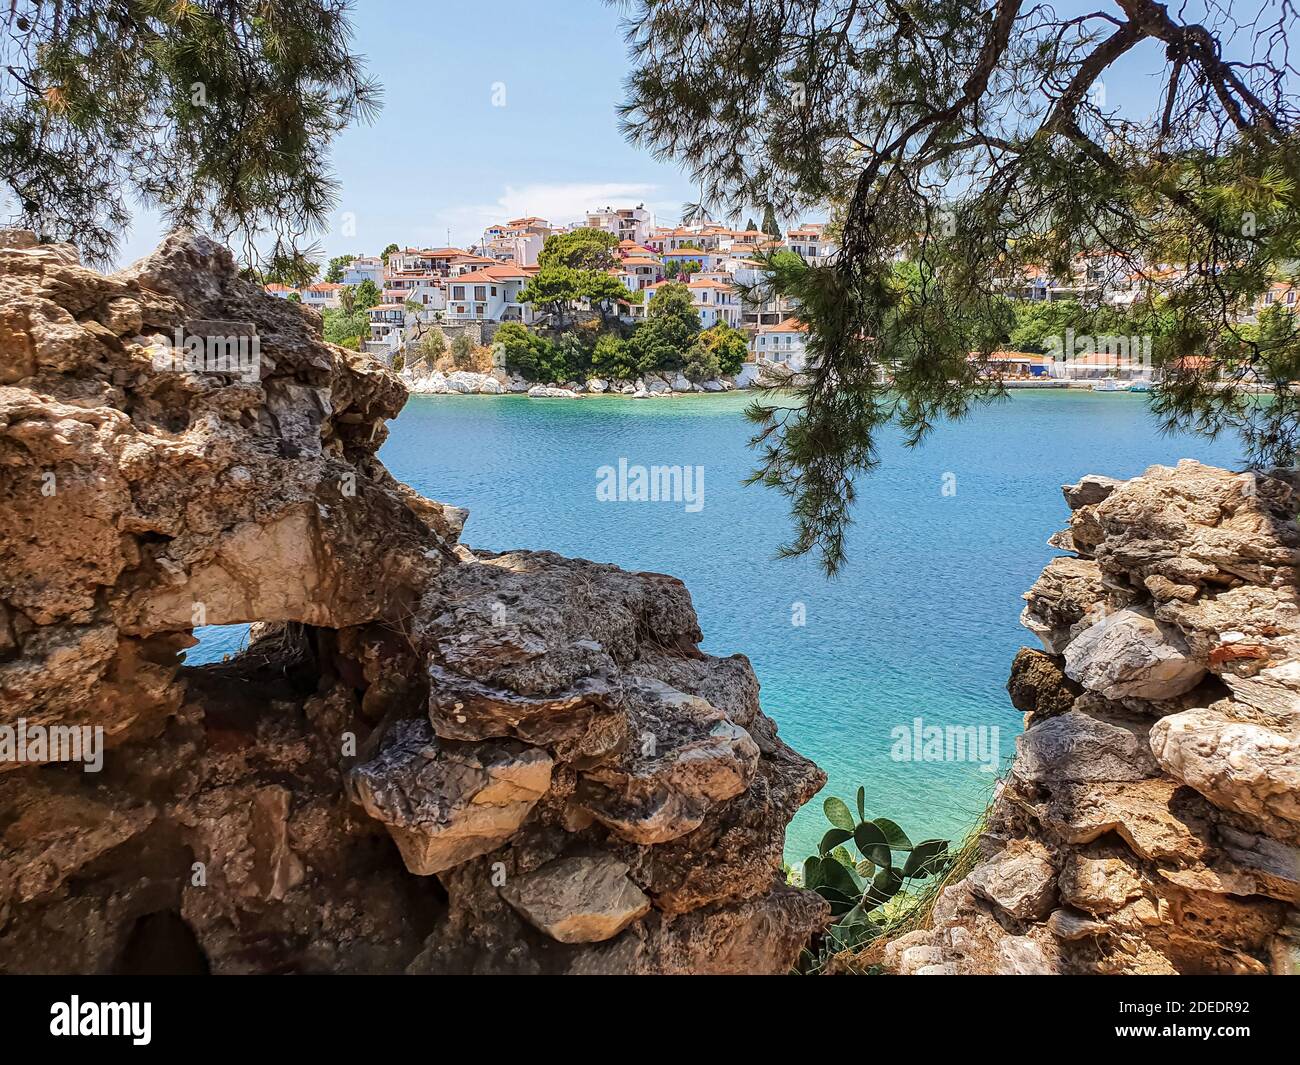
[0,232,826,974]
[883,461,1299,975]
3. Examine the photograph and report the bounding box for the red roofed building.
[445,264,535,322]
[751,317,811,371]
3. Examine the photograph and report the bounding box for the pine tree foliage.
[617,0,1300,573]
[1,0,379,278]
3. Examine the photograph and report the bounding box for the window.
[1289,292,1297,305]
[491,286,497,296]
[474,286,487,301]
[452,286,465,300]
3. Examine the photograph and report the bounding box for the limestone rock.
[1007,647,1083,720]
[1011,705,1161,784]
[347,718,553,875]
[1047,908,1108,940]
[1058,844,1145,915]
[1063,474,1125,509]
[1064,608,1205,700]
[879,459,1299,976]
[1149,704,1300,836]
[499,855,651,943]
[0,231,826,975]
[965,841,1056,920]
[1020,556,1106,653]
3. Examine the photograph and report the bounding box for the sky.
[105,0,1274,269]
[114,0,701,267]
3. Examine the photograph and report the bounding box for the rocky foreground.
[0,231,826,974]
[883,462,1299,975]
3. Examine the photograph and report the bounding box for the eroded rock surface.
[882,460,1299,976]
[0,232,826,974]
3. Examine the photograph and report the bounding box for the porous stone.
[498,855,650,943]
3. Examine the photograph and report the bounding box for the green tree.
[382,243,400,265]
[591,332,639,380]
[322,309,370,349]
[287,291,302,303]
[627,281,701,372]
[1009,300,1085,354]
[620,0,1300,573]
[694,321,749,376]
[338,285,356,314]
[353,279,381,311]
[745,217,759,233]
[519,266,583,327]
[404,298,424,315]
[450,333,475,369]
[760,205,781,240]
[325,254,357,283]
[418,326,447,370]
[582,272,639,322]
[538,228,619,271]
[495,322,560,381]
[683,345,720,383]
[0,1,380,277]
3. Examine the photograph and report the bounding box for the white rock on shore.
[406,370,504,395]
[527,384,580,398]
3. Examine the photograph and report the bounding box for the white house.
[661,248,724,275]
[383,271,446,310]
[784,224,836,264]
[618,255,663,291]
[751,317,810,371]
[686,277,742,327]
[300,282,343,310]
[478,217,551,266]
[342,256,384,287]
[586,205,654,245]
[444,264,535,322]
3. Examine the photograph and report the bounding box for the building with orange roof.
[301,281,343,310]
[445,263,535,323]
[1259,280,1297,314]
[682,275,742,328]
[751,317,811,371]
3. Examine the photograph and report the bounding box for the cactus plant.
[799,789,952,953]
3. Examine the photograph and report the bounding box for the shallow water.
[190,389,1244,860]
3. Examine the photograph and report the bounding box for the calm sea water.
[190,390,1242,861]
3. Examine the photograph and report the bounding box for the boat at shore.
[1128,379,1153,392]
[1092,377,1126,392]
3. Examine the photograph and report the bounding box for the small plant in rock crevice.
[797,788,952,966]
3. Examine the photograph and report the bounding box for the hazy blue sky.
[107,0,1258,268]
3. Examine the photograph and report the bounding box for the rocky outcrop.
[0,232,826,974]
[883,460,1299,975]
[407,369,506,395]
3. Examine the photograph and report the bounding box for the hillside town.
[264,204,1296,396]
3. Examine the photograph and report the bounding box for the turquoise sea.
[191,390,1243,861]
